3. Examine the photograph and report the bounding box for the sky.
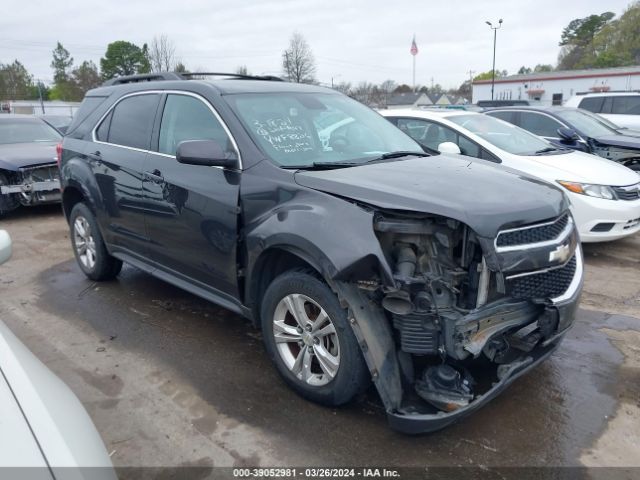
[1,0,633,89]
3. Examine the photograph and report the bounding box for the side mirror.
[557,127,578,142]
[176,140,238,168]
[437,142,462,155]
[0,230,12,266]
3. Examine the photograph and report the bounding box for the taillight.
[56,143,63,167]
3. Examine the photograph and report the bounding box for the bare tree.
[235,65,249,76]
[332,81,352,96]
[149,34,178,72]
[282,32,316,83]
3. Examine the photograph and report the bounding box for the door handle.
[144,170,164,184]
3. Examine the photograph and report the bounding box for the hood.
[522,150,639,186]
[592,134,640,150]
[294,155,567,238]
[0,142,58,171]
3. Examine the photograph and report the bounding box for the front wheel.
[69,202,122,281]
[261,271,370,406]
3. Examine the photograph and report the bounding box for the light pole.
[485,19,503,101]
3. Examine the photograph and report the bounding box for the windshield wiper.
[533,147,558,155]
[282,151,430,170]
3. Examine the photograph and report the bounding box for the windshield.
[0,119,61,144]
[447,114,552,155]
[225,92,422,167]
[556,109,617,137]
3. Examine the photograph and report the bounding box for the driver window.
[158,94,235,157]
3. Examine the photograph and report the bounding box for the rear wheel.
[69,202,122,281]
[261,271,370,406]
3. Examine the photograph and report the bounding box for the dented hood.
[592,134,640,150]
[0,142,58,171]
[294,155,567,238]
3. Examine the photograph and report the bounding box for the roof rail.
[180,72,284,82]
[102,72,183,86]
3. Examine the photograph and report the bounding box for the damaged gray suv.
[59,73,583,433]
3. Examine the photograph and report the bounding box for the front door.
[143,93,241,299]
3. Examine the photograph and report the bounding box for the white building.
[472,65,640,106]
[1,100,81,116]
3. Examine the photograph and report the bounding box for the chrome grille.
[496,214,569,248]
[613,184,640,201]
[508,255,577,300]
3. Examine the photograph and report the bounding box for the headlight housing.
[557,181,616,200]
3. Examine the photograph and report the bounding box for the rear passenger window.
[612,96,640,115]
[519,112,563,137]
[106,94,159,150]
[487,110,515,124]
[578,97,604,113]
[158,94,235,157]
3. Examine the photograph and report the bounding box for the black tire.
[261,270,370,406]
[69,202,122,281]
[627,162,640,172]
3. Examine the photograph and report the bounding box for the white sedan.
[0,230,115,479]
[380,109,640,242]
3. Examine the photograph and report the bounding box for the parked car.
[41,114,74,134]
[564,91,640,130]
[59,72,583,433]
[484,106,640,171]
[381,109,640,242]
[0,230,115,478]
[476,99,530,108]
[0,116,62,215]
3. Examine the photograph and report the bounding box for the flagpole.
[413,55,416,91]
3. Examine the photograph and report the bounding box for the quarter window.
[103,94,159,149]
[611,96,640,115]
[519,112,563,137]
[158,94,235,157]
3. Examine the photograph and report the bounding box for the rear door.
[142,92,241,300]
[92,93,160,254]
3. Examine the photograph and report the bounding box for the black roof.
[90,78,334,97]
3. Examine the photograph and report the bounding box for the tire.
[69,202,122,281]
[627,162,640,172]
[261,270,370,406]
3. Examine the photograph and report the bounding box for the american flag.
[410,36,418,56]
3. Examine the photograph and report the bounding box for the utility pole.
[36,80,45,114]
[486,19,503,101]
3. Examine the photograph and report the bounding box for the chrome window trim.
[90,90,243,169]
[495,215,573,253]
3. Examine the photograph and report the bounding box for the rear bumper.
[387,247,583,434]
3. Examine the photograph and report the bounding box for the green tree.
[68,60,101,100]
[0,60,33,100]
[558,12,616,69]
[518,66,532,75]
[51,42,73,84]
[100,41,149,80]
[473,69,507,81]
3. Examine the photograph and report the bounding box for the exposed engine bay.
[350,211,579,416]
[0,163,61,214]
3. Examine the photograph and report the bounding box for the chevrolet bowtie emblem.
[549,243,571,263]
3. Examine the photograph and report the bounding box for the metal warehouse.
[472,65,640,106]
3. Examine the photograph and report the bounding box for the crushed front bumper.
[386,247,583,434]
[0,163,61,206]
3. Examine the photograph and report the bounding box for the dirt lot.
[0,204,639,474]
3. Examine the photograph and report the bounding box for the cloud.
[1,0,630,88]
